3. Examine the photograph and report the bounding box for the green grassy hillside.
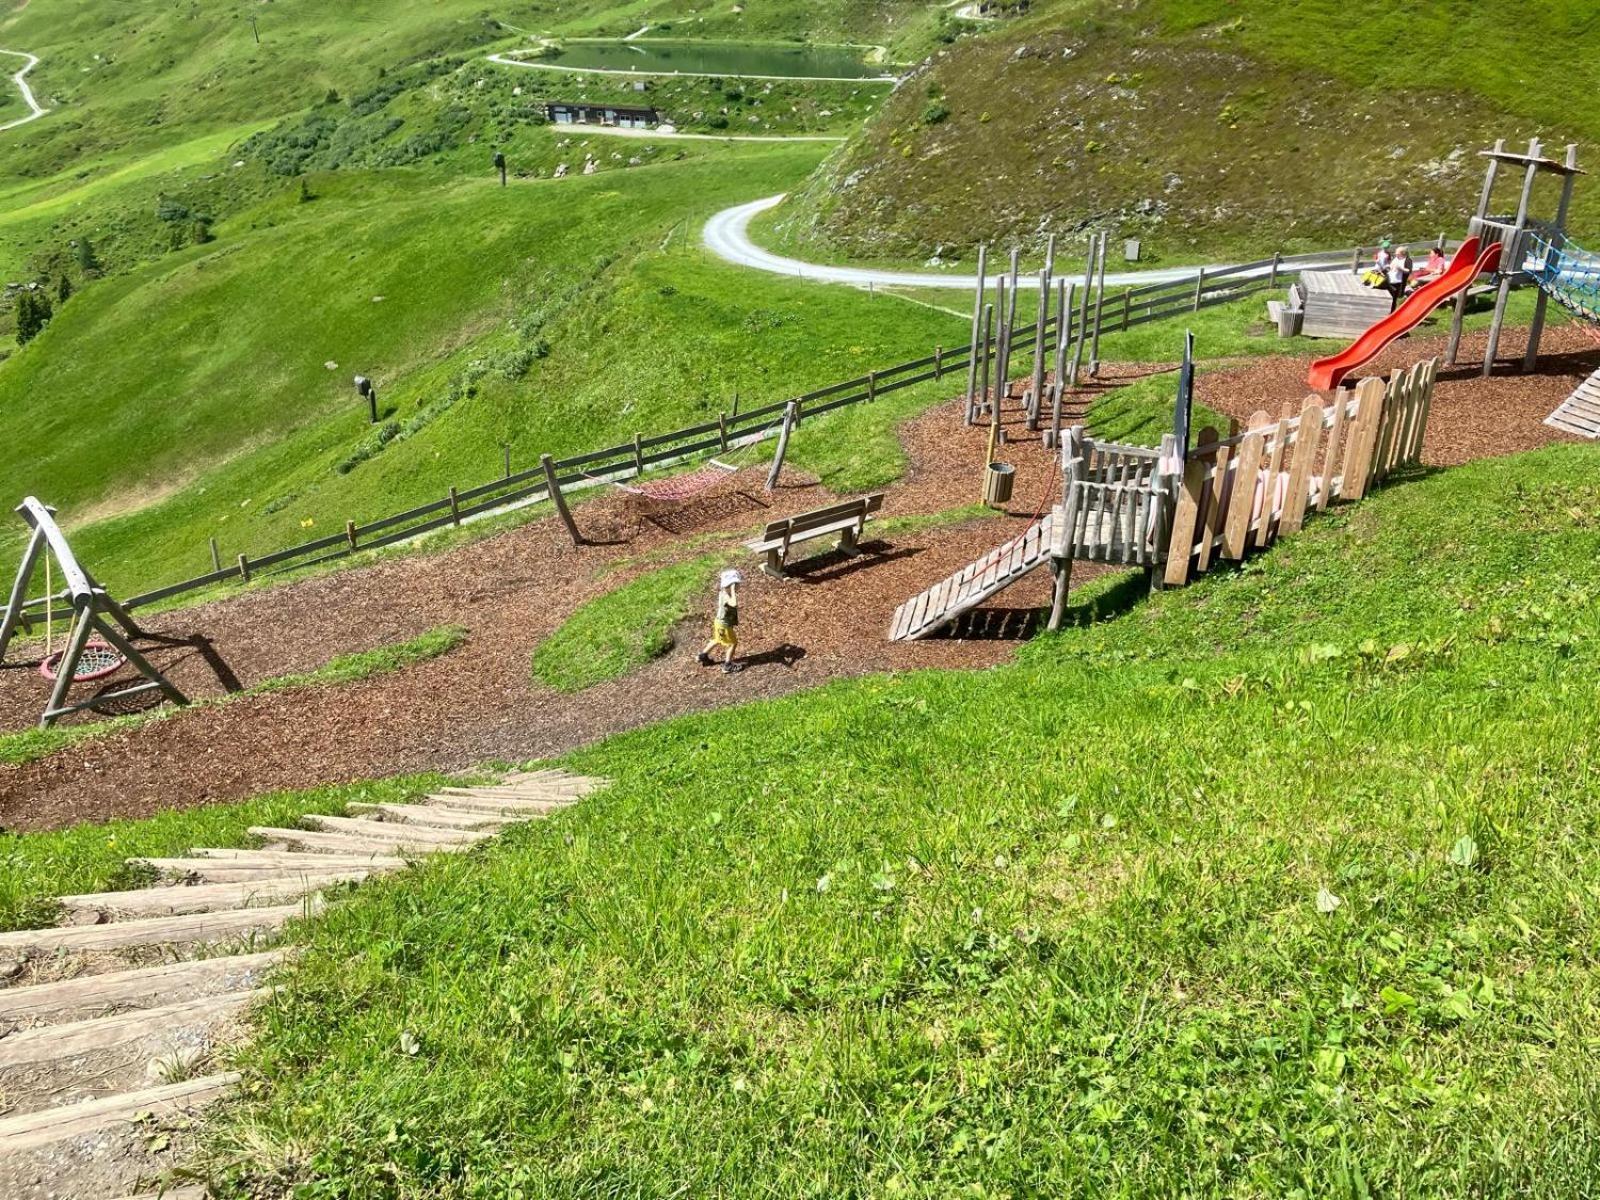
[773,0,1600,263]
[165,438,1600,1196]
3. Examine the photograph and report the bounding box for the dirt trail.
[0,47,47,133]
[1,330,1592,832]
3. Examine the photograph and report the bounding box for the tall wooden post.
[1050,278,1069,442]
[994,275,1010,415]
[1089,233,1109,378]
[964,244,988,425]
[541,454,583,546]
[1482,137,1543,378]
[1523,143,1579,372]
[977,303,994,421]
[1028,267,1049,430]
[1069,234,1094,387]
[1447,137,1504,366]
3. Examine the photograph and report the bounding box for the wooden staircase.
[1545,365,1600,439]
[888,509,1059,642]
[0,768,603,1200]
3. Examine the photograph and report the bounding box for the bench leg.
[762,547,787,579]
[836,525,861,558]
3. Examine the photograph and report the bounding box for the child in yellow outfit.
[698,568,743,673]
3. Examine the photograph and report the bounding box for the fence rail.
[119,238,1411,612]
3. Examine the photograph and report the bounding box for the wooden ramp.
[889,509,1057,642]
[1545,366,1600,439]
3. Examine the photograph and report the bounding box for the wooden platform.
[1545,366,1600,439]
[1298,269,1393,339]
[888,509,1058,642]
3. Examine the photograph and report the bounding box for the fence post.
[503,445,512,479]
[1120,289,1131,331]
[541,454,583,546]
[633,433,644,474]
[1269,250,1281,288]
[1350,245,1361,271]
[448,486,461,526]
[934,345,943,379]
[1192,267,1205,312]
[867,371,877,403]
[237,553,251,584]
[345,520,358,551]
[718,412,729,452]
[208,537,221,573]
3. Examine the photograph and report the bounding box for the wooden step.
[0,1072,239,1153]
[244,827,472,857]
[0,952,282,1028]
[345,802,522,829]
[299,814,490,845]
[0,987,268,1071]
[58,872,367,920]
[422,792,573,814]
[0,901,316,955]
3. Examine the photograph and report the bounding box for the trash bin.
[983,462,1016,507]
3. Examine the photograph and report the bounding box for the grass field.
[107,436,1587,1195]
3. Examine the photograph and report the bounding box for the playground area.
[0,317,1593,832]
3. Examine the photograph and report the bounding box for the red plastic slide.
[1307,237,1501,390]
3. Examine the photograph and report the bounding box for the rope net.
[615,460,739,503]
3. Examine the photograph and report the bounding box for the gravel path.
[0,49,47,134]
[703,195,1310,290]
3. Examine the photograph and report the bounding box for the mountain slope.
[774,0,1600,263]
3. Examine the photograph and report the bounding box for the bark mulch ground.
[2,328,1593,831]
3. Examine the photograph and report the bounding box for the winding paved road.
[0,48,46,133]
[703,195,1239,290]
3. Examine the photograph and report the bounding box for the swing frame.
[0,498,189,728]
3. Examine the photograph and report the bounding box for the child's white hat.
[720,569,743,587]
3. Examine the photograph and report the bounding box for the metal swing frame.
[0,498,188,728]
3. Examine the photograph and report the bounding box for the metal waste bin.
[983,461,1016,507]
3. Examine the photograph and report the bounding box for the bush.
[921,101,950,125]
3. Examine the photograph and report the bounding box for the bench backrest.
[759,493,885,542]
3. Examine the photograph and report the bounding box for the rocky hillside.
[770,0,1600,264]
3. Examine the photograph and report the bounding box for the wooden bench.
[747,494,885,577]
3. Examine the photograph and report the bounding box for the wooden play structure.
[748,493,885,578]
[889,359,1441,641]
[0,498,188,727]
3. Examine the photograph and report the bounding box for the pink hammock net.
[615,460,739,504]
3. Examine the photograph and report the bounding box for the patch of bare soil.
[0,329,1588,831]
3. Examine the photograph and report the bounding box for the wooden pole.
[1447,136,1504,366]
[541,454,583,546]
[977,303,994,420]
[237,553,251,584]
[1192,266,1205,312]
[1268,250,1281,288]
[208,537,221,573]
[1028,267,1049,429]
[448,486,461,525]
[964,244,988,425]
[1089,233,1108,377]
[1523,142,1579,371]
[994,275,1010,415]
[0,527,46,660]
[633,433,644,474]
[1070,235,1094,387]
[718,412,730,451]
[345,520,358,551]
[503,445,512,479]
[1007,246,1021,333]
[767,401,797,492]
[1050,278,1068,443]
[1482,137,1542,378]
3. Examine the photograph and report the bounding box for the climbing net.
[615,459,740,503]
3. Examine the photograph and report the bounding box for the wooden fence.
[1162,358,1439,586]
[118,239,1424,612]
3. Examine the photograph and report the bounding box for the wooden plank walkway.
[0,769,604,1200]
[889,509,1058,642]
[1545,366,1600,439]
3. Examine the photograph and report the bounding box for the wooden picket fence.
[1163,357,1439,586]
